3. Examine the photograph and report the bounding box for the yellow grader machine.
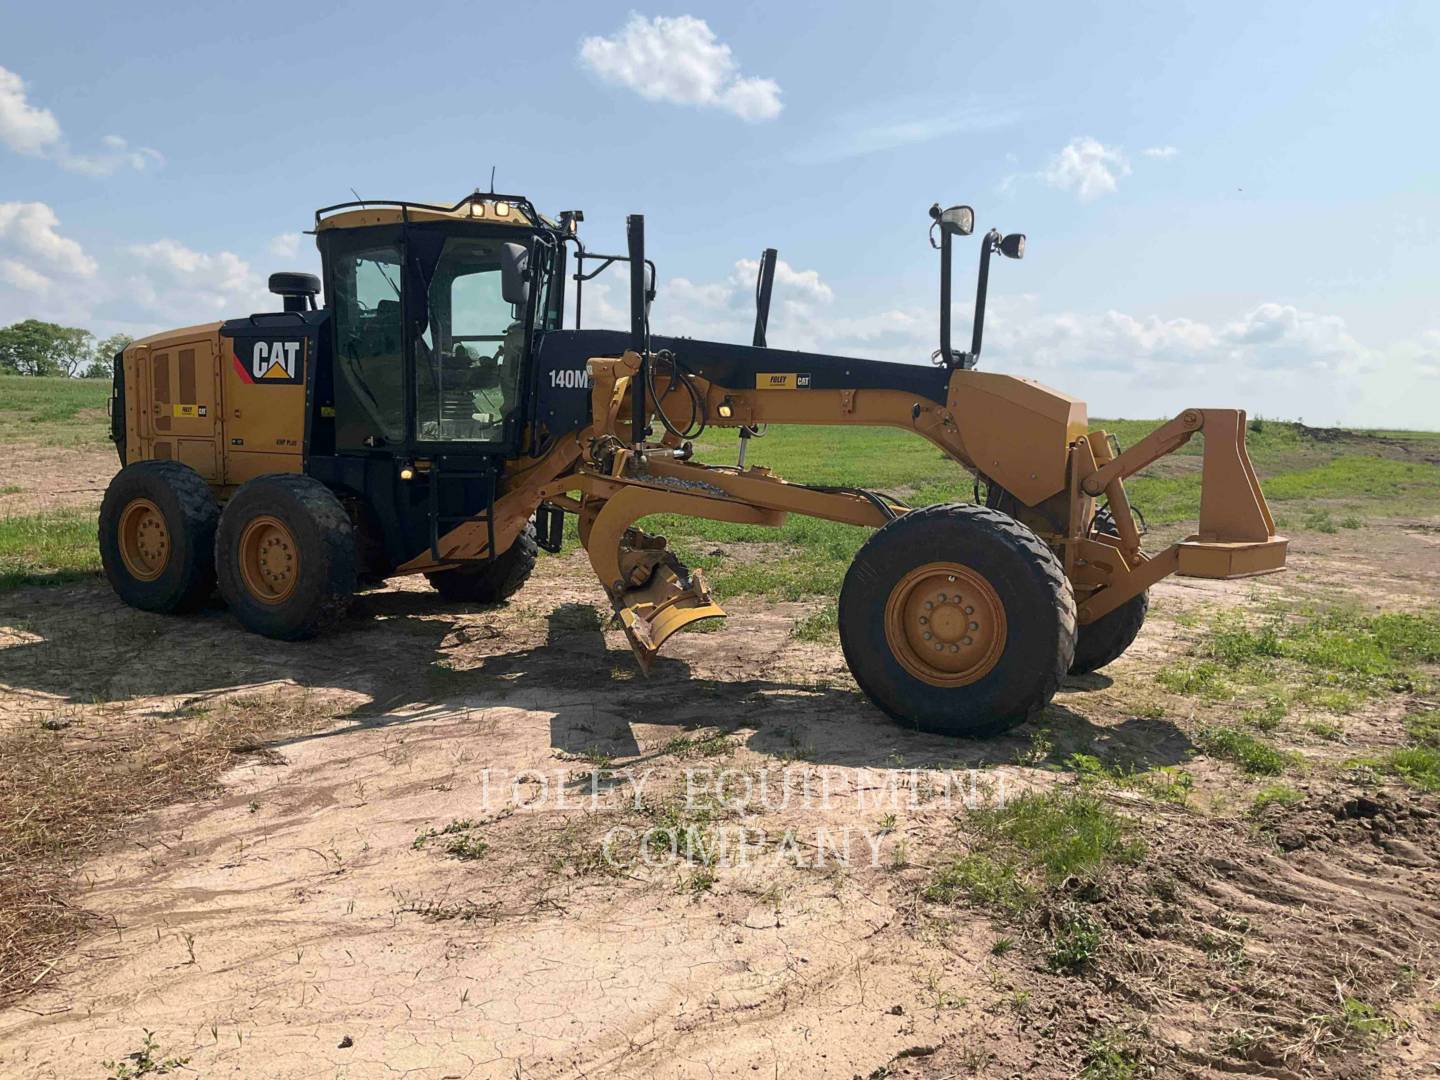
[101,193,1286,736]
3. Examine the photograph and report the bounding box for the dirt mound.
[1078,793,1439,1077]
[1260,789,1439,862]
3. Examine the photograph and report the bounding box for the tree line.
[0,320,134,379]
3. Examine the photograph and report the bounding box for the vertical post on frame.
[752,247,777,348]
[938,227,954,366]
[627,214,648,451]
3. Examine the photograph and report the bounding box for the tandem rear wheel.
[215,474,358,640]
[839,503,1076,738]
[99,460,220,613]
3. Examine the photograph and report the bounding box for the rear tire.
[1071,509,1149,675]
[99,460,219,613]
[839,503,1076,738]
[215,474,357,640]
[425,523,538,603]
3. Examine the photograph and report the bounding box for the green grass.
[1354,746,1440,792]
[1404,710,1440,748]
[1048,907,1105,973]
[1080,1029,1144,1080]
[1067,753,1193,804]
[1196,726,1293,776]
[924,851,1033,913]
[1333,997,1396,1041]
[925,789,1142,916]
[1251,783,1304,813]
[413,818,490,860]
[791,601,839,642]
[0,374,111,448]
[1159,608,1440,726]
[0,509,101,591]
[659,731,737,759]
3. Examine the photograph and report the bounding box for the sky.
[2,0,1437,426]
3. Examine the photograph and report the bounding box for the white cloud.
[1412,330,1440,379]
[267,232,302,259]
[1,259,53,293]
[635,257,836,347]
[0,65,161,175]
[579,14,781,122]
[582,249,1440,424]
[59,135,165,177]
[1142,145,1179,159]
[0,201,98,280]
[1042,137,1132,202]
[980,297,1372,380]
[0,66,62,155]
[126,239,269,315]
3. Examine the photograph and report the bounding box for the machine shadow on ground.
[1,587,1196,778]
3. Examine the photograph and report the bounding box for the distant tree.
[0,320,95,377]
[84,333,134,378]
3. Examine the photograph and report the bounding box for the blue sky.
[2,1,1437,425]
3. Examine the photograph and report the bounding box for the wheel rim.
[117,498,170,582]
[883,562,1007,687]
[238,515,300,603]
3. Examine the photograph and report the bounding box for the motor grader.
[101,192,1286,736]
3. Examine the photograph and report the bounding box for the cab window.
[414,237,528,442]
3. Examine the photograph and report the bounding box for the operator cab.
[312,195,565,457]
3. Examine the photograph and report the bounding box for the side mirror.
[999,233,1026,259]
[500,242,530,306]
[929,203,975,236]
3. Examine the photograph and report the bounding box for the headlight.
[941,205,974,235]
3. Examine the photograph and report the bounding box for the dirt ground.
[0,442,117,515]
[1,448,1438,1079]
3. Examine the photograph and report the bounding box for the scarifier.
[101,194,1287,736]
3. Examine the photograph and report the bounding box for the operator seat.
[494,321,527,416]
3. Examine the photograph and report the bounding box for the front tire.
[425,523,538,603]
[99,460,219,613]
[839,504,1076,738]
[215,474,357,640]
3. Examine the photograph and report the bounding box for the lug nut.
[923,632,932,640]
[962,636,974,646]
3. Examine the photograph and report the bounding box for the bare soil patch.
[0,524,1438,1078]
[0,445,117,516]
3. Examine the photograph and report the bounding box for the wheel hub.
[883,562,1006,687]
[238,515,299,603]
[117,498,170,581]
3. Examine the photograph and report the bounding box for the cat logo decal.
[232,339,304,385]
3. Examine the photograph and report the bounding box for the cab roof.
[313,193,549,232]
